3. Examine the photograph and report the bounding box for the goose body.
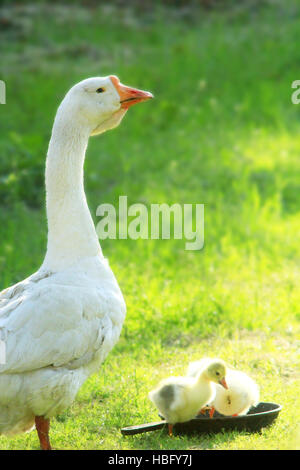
[0,75,153,448]
[212,370,260,416]
[0,257,125,436]
[187,359,259,417]
[149,359,228,435]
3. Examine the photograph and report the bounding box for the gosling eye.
[216,371,220,376]
[96,87,105,93]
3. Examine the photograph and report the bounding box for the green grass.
[0,1,299,450]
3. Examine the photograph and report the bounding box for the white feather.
[149,359,227,425]
[0,77,127,436]
[187,359,259,416]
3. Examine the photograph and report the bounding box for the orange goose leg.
[35,416,52,450]
[197,405,211,416]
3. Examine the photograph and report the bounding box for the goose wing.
[0,270,125,374]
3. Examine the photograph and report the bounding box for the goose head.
[205,360,228,389]
[58,75,153,136]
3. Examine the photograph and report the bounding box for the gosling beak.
[219,378,228,389]
[110,75,153,110]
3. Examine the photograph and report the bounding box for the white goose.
[149,359,228,436]
[187,359,260,417]
[0,75,153,450]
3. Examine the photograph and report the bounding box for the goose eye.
[96,87,105,93]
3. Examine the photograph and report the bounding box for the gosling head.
[205,359,228,389]
[56,75,153,136]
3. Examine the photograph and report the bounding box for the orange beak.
[110,75,153,109]
[219,378,229,389]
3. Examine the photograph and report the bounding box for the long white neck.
[42,109,102,271]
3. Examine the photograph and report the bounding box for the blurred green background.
[0,0,299,450]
